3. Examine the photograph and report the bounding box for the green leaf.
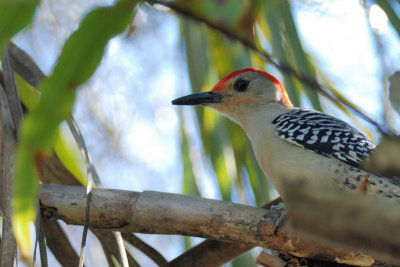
[14,73,40,110]
[0,0,38,59]
[15,73,87,185]
[54,122,87,185]
[12,0,137,258]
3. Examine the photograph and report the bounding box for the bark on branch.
[164,198,282,267]
[284,179,400,265]
[39,184,374,266]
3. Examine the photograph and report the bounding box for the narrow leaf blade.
[12,0,137,258]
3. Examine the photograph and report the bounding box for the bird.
[172,68,400,202]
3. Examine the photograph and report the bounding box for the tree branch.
[39,184,375,266]
[164,197,282,267]
[284,179,400,265]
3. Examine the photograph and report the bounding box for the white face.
[172,69,291,127]
[208,71,285,120]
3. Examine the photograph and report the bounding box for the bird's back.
[272,109,375,169]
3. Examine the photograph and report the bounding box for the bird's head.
[172,68,292,123]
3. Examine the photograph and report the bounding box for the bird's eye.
[233,79,250,92]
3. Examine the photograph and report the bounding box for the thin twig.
[147,0,387,134]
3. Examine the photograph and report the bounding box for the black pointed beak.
[172,91,230,105]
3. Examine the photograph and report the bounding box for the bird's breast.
[249,128,336,197]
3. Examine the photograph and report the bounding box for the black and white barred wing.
[272,109,375,168]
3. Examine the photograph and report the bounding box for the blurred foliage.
[0,0,38,59]
[2,0,400,265]
[15,74,88,185]
[264,0,321,109]
[11,0,138,258]
[171,0,261,40]
[389,71,400,114]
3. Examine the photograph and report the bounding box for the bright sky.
[14,0,400,266]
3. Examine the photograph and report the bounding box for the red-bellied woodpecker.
[172,68,400,201]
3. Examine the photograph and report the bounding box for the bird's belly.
[251,135,400,202]
[251,134,358,199]
[257,146,336,197]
